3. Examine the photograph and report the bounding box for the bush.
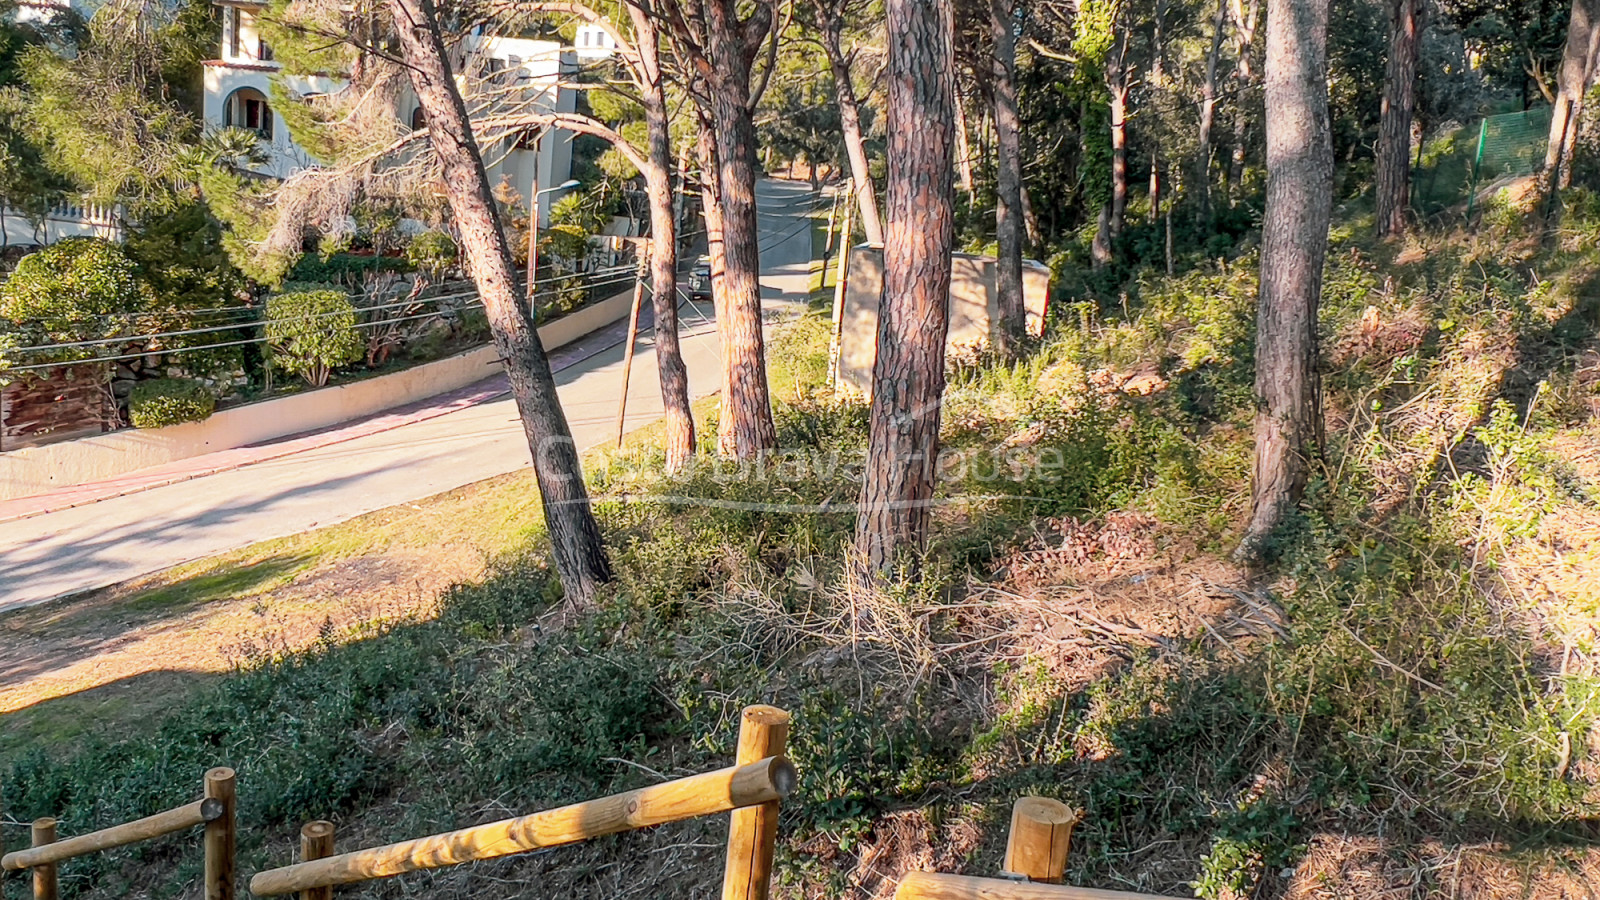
[122,203,253,381]
[286,252,409,288]
[405,230,458,281]
[0,238,148,361]
[128,378,217,429]
[265,289,363,387]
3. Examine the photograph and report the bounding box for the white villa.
[0,0,587,246]
[202,0,580,222]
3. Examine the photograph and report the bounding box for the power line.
[5,265,638,357]
[2,272,640,373]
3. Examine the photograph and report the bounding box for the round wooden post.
[1002,796,1079,884]
[299,821,335,900]
[30,818,58,900]
[720,705,791,900]
[204,768,237,900]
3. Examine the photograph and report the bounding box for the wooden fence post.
[30,818,57,900]
[720,705,791,900]
[299,821,335,900]
[1002,797,1079,884]
[204,768,237,900]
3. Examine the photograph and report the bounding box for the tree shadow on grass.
[0,552,312,690]
[0,668,223,760]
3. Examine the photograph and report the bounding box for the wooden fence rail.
[251,705,797,899]
[0,768,236,900]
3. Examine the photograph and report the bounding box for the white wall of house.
[201,63,335,179]
[573,24,617,60]
[199,8,578,202]
[0,204,121,247]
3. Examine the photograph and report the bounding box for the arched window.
[410,106,426,132]
[224,87,273,140]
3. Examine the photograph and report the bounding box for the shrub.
[405,230,458,281]
[286,252,409,288]
[128,378,217,429]
[0,238,148,361]
[122,203,253,380]
[265,289,363,386]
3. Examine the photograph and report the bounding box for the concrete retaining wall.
[835,246,1051,397]
[0,287,636,501]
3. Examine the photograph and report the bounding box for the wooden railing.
[0,716,1184,900]
[1,767,237,900]
[249,704,795,900]
[894,797,1177,900]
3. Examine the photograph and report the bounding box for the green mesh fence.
[1411,106,1551,221]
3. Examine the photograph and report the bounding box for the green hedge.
[129,378,217,429]
[287,252,410,287]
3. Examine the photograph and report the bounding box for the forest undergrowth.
[5,195,1600,900]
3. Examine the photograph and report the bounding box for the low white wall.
[0,287,636,501]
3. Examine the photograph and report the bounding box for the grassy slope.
[4,197,1600,899]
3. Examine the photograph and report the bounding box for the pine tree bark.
[1227,0,1262,201]
[1108,44,1130,241]
[1197,0,1228,222]
[702,0,779,460]
[388,0,611,600]
[854,0,955,577]
[1546,0,1600,192]
[1374,0,1419,237]
[990,0,1025,355]
[1239,0,1332,561]
[695,106,733,433]
[954,80,977,196]
[628,2,695,472]
[815,6,885,245]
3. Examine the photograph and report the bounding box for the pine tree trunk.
[629,3,695,472]
[1198,0,1228,222]
[854,0,955,577]
[990,0,1025,355]
[704,0,779,460]
[818,17,885,245]
[1239,0,1332,561]
[1148,148,1161,225]
[1228,0,1262,201]
[695,109,733,437]
[954,80,977,195]
[1547,0,1600,192]
[388,0,611,600]
[1374,0,1419,237]
[1109,76,1129,240]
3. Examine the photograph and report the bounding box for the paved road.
[0,179,822,611]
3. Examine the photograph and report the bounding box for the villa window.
[225,88,274,140]
[226,8,240,57]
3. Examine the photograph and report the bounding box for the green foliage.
[264,289,362,386]
[122,202,254,379]
[286,252,410,289]
[405,230,458,281]
[16,2,202,213]
[0,563,660,894]
[0,237,148,361]
[128,377,216,428]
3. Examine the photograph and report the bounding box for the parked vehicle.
[686,256,713,302]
